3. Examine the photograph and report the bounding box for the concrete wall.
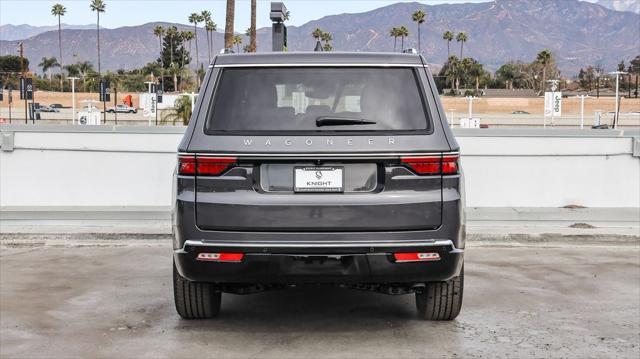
[1,126,638,210]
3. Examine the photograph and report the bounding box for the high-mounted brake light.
[393,252,441,263]
[401,154,459,175]
[177,155,237,176]
[196,252,244,262]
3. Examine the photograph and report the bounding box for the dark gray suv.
[173,52,465,320]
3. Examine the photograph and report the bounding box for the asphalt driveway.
[1,243,638,358]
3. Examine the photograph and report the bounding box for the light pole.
[68,77,79,124]
[574,94,590,129]
[608,71,627,129]
[466,96,475,120]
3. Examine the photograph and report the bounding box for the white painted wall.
[1,126,638,209]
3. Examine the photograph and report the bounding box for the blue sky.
[1,0,597,30]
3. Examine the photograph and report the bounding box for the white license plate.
[294,167,344,192]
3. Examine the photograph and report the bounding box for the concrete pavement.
[1,242,638,358]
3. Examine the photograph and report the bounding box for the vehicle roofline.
[212,51,425,66]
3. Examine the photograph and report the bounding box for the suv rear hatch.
[186,66,453,232]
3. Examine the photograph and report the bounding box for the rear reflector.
[196,252,244,262]
[178,155,237,176]
[401,154,459,175]
[393,252,441,263]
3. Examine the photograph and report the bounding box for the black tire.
[415,266,464,320]
[173,262,221,319]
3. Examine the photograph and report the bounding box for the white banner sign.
[544,92,562,116]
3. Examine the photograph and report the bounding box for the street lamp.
[574,94,591,129]
[68,77,79,124]
[608,71,628,129]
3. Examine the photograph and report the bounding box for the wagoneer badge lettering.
[241,137,397,147]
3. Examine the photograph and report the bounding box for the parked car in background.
[37,105,60,113]
[172,52,465,321]
[106,104,137,113]
[512,110,530,114]
[49,103,64,109]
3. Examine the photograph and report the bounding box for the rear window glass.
[205,67,431,133]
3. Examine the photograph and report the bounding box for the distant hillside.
[0,24,98,41]
[1,0,638,75]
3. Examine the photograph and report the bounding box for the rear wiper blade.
[315,116,376,127]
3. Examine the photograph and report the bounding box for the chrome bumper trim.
[178,239,462,252]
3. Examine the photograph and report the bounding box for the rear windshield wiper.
[316,116,377,127]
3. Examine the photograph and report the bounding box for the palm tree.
[232,34,243,53]
[39,57,60,85]
[162,26,184,91]
[51,3,66,91]
[188,13,203,83]
[224,0,235,50]
[456,32,468,59]
[445,55,461,94]
[411,10,426,53]
[89,0,106,76]
[442,30,454,57]
[250,0,257,52]
[312,27,323,50]
[390,27,399,52]
[77,61,94,91]
[153,26,165,88]
[536,49,552,93]
[321,32,333,51]
[64,64,80,78]
[469,61,484,93]
[460,57,473,90]
[162,95,192,125]
[201,10,212,62]
[398,26,409,51]
[205,20,217,61]
[182,30,195,79]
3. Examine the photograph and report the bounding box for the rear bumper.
[174,239,464,284]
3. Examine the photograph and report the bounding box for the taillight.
[178,154,196,175]
[177,154,236,176]
[196,252,244,262]
[197,156,236,176]
[393,252,441,263]
[401,154,459,175]
[442,155,459,175]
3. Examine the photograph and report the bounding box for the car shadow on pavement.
[171,286,431,333]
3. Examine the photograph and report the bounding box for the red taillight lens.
[401,154,459,175]
[196,252,244,262]
[401,156,441,175]
[442,155,459,175]
[393,252,441,263]
[177,155,236,176]
[178,154,196,175]
[196,156,236,176]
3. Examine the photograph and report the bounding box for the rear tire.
[415,266,464,320]
[173,262,221,319]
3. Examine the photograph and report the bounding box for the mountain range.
[0,24,99,41]
[0,0,638,75]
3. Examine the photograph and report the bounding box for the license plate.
[294,167,344,193]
